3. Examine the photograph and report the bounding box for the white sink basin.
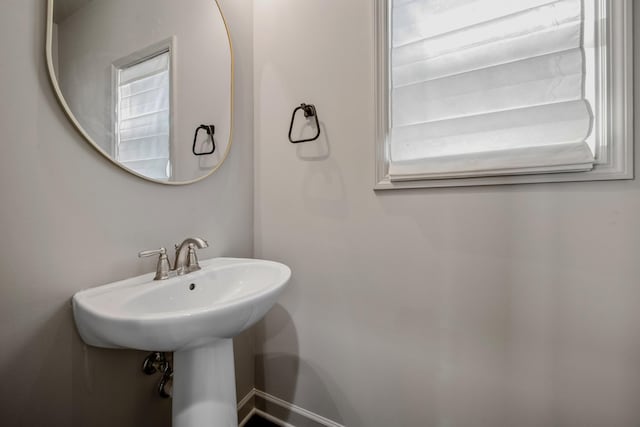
[73,257,290,352]
[72,257,291,427]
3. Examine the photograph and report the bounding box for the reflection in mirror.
[47,0,233,184]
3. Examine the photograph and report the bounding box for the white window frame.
[374,0,634,190]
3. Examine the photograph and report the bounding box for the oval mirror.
[45,0,233,185]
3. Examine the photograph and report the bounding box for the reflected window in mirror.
[115,49,172,180]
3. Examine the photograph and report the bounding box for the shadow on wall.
[71,325,172,427]
[0,304,74,426]
[296,122,350,220]
[0,302,170,427]
[254,304,348,425]
[295,121,330,161]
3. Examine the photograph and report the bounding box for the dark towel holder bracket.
[192,124,216,156]
[288,103,320,143]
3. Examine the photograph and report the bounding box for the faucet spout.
[174,237,209,275]
[180,237,208,250]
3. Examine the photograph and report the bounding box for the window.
[114,49,172,180]
[375,0,633,189]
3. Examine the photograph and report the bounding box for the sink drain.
[189,283,196,290]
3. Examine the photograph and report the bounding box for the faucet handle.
[184,244,201,273]
[139,247,167,258]
[138,247,171,280]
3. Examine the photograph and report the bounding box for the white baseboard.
[254,408,297,427]
[237,389,255,427]
[237,391,255,413]
[236,388,345,427]
[238,408,256,427]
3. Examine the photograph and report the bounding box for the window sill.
[374,162,633,190]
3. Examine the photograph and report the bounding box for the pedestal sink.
[72,257,291,427]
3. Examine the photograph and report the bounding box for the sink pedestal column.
[173,339,237,427]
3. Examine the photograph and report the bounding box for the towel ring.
[192,124,216,156]
[288,103,320,143]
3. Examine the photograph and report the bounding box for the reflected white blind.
[389,0,595,180]
[117,51,171,180]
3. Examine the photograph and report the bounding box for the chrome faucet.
[138,237,209,280]
[173,237,209,276]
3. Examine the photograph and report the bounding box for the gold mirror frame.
[44,0,234,185]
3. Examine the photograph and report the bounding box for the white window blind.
[388,0,596,181]
[116,51,171,180]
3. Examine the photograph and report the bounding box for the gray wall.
[253,1,640,426]
[0,0,254,426]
